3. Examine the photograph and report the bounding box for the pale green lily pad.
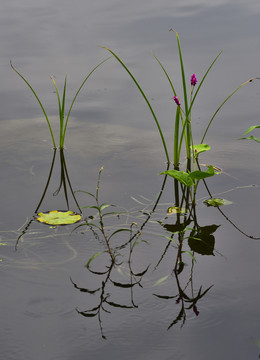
[167,206,185,214]
[204,198,232,207]
[36,210,81,225]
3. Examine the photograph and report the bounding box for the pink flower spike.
[191,74,198,87]
[173,96,181,106]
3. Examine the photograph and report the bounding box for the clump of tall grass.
[10,58,110,149]
[102,30,256,196]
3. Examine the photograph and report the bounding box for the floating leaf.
[36,210,81,225]
[204,198,232,207]
[167,206,185,214]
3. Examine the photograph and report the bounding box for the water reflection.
[70,161,260,339]
[16,149,81,247]
[71,167,219,337]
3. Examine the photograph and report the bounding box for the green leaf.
[167,206,185,214]
[36,210,81,225]
[239,135,260,143]
[161,170,194,188]
[191,144,211,156]
[189,165,215,181]
[243,125,260,135]
[204,198,232,207]
[100,204,111,211]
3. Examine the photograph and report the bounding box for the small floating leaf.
[36,210,81,225]
[204,198,232,207]
[167,206,185,214]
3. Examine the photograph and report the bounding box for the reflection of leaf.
[70,278,101,294]
[131,264,150,277]
[76,309,98,317]
[204,198,232,207]
[153,294,178,300]
[105,300,135,309]
[160,220,191,234]
[36,210,81,225]
[86,251,105,269]
[168,308,185,329]
[188,225,220,255]
[110,279,141,288]
[153,275,169,287]
[188,234,215,256]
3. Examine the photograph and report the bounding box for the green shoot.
[11,57,111,149]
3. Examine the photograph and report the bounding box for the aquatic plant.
[10,57,110,149]
[74,166,133,262]
[239,125,260,143]
[102,30,255,195]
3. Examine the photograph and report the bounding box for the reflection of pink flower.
[173,96,181,106]
[193,305,199,316]
[191,74,198,86]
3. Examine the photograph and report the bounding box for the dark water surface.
[1,0,260,359]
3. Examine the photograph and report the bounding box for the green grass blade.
[201,78,256,143]
[170,30,189,117]
[188,50,224,115]
[101,46,170,164]
[170,30,191,162]
[10,60,56,148]
[151,51,177,96]
[60,74,67,145]
[60,56,112,149]
[51,76,62,146]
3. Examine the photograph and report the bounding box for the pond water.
[1,0,260,359]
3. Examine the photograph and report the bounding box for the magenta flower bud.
[191,74,198,87]
[195,148,197,153]
[173,96,181,106]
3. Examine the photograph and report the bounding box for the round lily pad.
[36,210,81,225]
